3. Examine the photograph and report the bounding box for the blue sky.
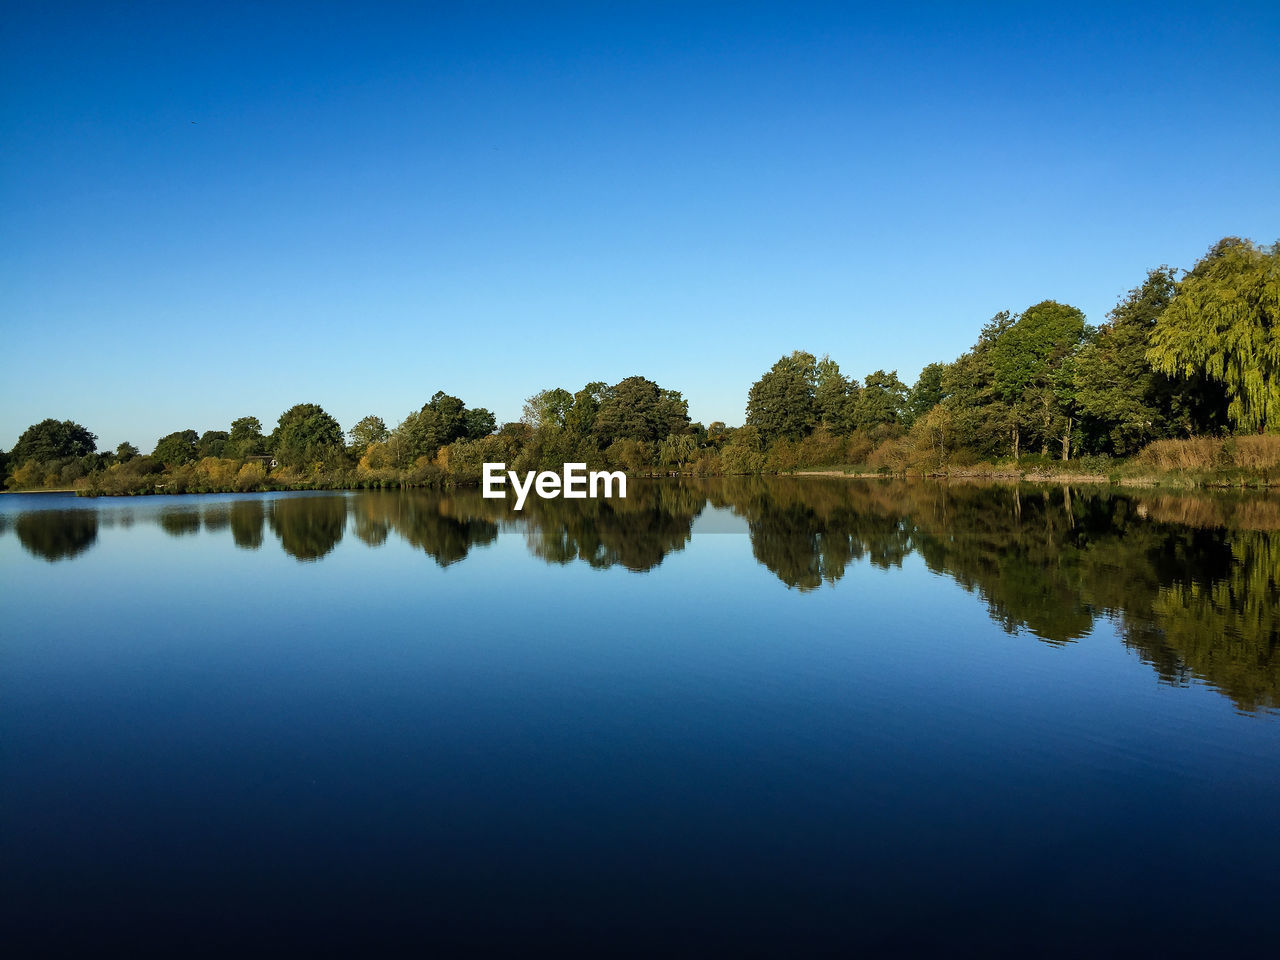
[3,1,1278,451]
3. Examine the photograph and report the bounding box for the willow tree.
[1148,238,1280,433]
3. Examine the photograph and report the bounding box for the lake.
[2,479,1277,954]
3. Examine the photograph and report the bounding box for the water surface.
[2,479,1277,953]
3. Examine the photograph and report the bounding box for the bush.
[1227,435,1280,470]
[1134,437,1229,470]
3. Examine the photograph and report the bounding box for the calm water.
[2,479,1278,954]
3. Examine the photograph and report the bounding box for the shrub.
[1134,437,1228,470]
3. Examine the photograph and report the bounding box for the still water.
[2,479,1278,953]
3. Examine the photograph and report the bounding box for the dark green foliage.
[11,419,97,464]
[906,363,947,426]
[746,351,818,443]
[851,370,909,432]
[197,431,229,459]
[594,376,690,444]
[153,429,199,466]
[115,442,139,463]
[226,416,266,458]
[391,392,496,465]
[463,407,496,439]
[271,404,343,467]
[814,356,854,433]
[1074,267,1228,453]
[268,494,346,561]
[15,510,99,562]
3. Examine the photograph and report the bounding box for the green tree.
[11,419,97,464]
[153,430,199,466]
[463,407,497,439]
[852,370,909,432]
[523,388,574,429]
[271,404,343,467]
[990,301,1087,458]
[1072,267,1226,454]
[594,376,689,444]
[565,383,607,437]
[906,362,947,426]
[942,313,1017,459]
[1148,237,1280,433]
[815,355,855,432]
[226,416,266,458]
[347,415,389,456]
[746,351,818,444]
[197,430,229,459]
[115,441,139,462]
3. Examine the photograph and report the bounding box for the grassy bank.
[3,435,1278,497]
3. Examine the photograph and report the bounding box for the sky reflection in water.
[2,479,1278,953]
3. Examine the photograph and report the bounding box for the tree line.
[2,235,1276,494]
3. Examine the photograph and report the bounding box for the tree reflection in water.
[268,495,347,561]
[15,510,99,562]
[7,480,1277,711]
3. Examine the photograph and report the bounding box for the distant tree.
[197,430,229,459]
[565,383,608,437]
[523,388,574,429]
[226,416,266,458]
[942,313,1018,458]
[463,407,497,439]
[11,419,97,464]
[1072,267,1226,454]
[424,392,467,444]
[852,370,909,432]
[746,351,818,443]
[659,433,699,469]
[271,404,343,467]
[906,363,947,426]
[989,301,1088,458]
[115,441,139,462]
[153,429,199,466]
[1148,237,1280,433]
[815,355,855,432]
[347,415,389,456]
[594,376,689,444]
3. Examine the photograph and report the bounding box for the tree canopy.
[271,404,343,467]
[1148,238,1279,433]
[11,419,97,464]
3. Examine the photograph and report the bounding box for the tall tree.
[990,301,1087,458]
[226,416,266,458]
[1073,266,1227,453]
[905,363,947,426]
[522,388,574,429]
[1148,237,1280,433]
[196,430,229,459]
[271,404,343,467]
[153,430,199,466]
[463,407,497,439]
[10,419,97,464]
[594,376,689,444]
[814,355,855,432]
[347,415,389,456]
[746,351,818,444]
[852,370,909,432]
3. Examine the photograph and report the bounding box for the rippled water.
[2,479,1277,953]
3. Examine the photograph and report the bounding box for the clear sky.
[3,1,1278,451]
